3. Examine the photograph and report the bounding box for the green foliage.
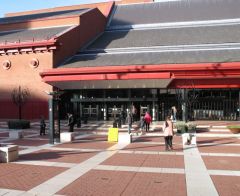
[175,121,188,133]
[8,120,30,129]
[175,121,197,134]
[227,125,240,134]
[187,122,197,132]
[227,125,240,129]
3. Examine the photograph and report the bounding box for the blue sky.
[0,0,110,17]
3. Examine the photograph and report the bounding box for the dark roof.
[87,24,240,50]
[61,0,240,69]
[59,49,240,68]
[0,9,87,24]
[110,0,240,27]
[0,26,72,44]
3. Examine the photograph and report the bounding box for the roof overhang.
[49,79,172,89]
[40,63,240,90]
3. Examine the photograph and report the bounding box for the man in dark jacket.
[67,113,75,132]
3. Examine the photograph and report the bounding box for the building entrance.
[61,89,239,121]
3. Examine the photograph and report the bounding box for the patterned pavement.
[0,120,239,195]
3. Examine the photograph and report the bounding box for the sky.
[0,0,110,17]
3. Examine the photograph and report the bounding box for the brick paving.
[19,149,98,163]
[211,175,240,196]
[202,156,240,171]
[0,163,66,191]
[0,132,8,137]
[55,140,116,149]
[198,145,240,154]
[101,153,184,168]
[123,142,183,152]
[197,137,240,144]
[135,135,182,144]
[58,170,186,196]
[78,135,108,141]
[2,139,49,146]
[0,120,239,195]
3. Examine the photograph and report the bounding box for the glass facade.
[59,89,240,121]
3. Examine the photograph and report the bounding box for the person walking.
[144,112,152,132]
[127,112,133,134]
[171,106,177,122]
[40,116,46,136]
[162,116,174,151]
[67,113,75,132]
[140,114,145,135]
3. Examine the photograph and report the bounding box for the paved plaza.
[0,120,240,196]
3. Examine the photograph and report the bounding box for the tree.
[11,86,30,120]
[175,82,199,122]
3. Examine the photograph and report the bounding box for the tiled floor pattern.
[0,120,240,195]
[0,164,66,191]
[57,170,186,196]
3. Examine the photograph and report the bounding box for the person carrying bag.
[162,116,174,151]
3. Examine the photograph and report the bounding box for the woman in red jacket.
[144,112,152,132]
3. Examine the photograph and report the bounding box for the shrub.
[227,125,240,134]
[8,120,30,129]
[227,125,240,129]
[175,122,197,134]
[175,121,188,133]
[187,122,197,133]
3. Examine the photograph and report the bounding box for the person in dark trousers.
[40,116,46,136]
[140,114,145,135]
[67,113,75,132]
[121,110,126,125]
[162,116,174,151]
[144,112,152,132]
[127,112,133,134]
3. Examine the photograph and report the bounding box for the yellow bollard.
[108,128,118,142]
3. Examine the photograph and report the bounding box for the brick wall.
[0,52,53,119]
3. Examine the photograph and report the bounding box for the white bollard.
[118,133,132,144]
[0,145,19,163]
[9,130,23,139]
[60,132,75,143]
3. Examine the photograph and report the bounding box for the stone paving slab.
[208,170,240,177]
[202,156,240,171]
[211,175,240,196]
[197,129,231,134]
[57,170,186,196]
[0,163,66,191]
[101,153,184,168]
[19,149,98,164]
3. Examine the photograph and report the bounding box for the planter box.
[0,145,19,163]
[182,133,196,146]
[9,130,23,139]
[60,132,75,143]
[229,128,240,134]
